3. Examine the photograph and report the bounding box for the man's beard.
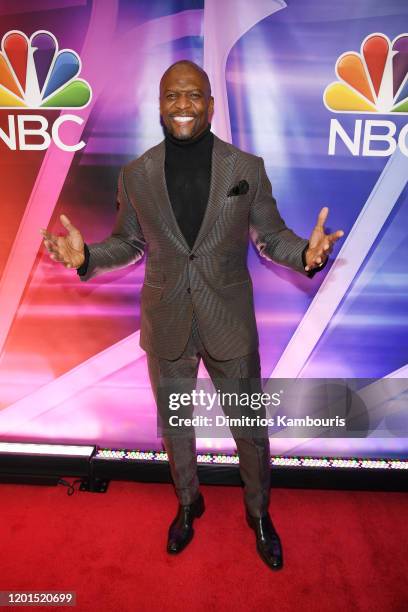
[163,116,203,140]
[173,130,194,140]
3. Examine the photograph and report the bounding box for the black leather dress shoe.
[246,511,283,570]
[167,493,205,554]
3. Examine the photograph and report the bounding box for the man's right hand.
[40,214,85,269]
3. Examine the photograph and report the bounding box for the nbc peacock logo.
[0,30,92,109]
[324,33,408,115]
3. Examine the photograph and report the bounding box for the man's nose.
[175,94,192,110]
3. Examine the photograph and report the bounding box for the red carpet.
[0,480,407,611]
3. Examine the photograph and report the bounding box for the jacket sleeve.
[249,157,311,276]
[77,166,146,282]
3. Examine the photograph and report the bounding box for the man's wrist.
[75,254,85,269]
[302,244,327,278]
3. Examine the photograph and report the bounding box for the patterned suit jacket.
[79,134,310,360]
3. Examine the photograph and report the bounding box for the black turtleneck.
[164,123,214,249]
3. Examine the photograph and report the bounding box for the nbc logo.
[0,30,92,151]
[323,33,408,157]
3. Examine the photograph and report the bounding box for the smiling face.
[160,62,214,140]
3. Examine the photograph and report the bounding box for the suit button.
[189,254,196,260]
[187,288,191,294]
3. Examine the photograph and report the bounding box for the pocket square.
[227,180,249,197]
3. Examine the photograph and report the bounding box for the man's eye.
[191,93,201,98]
[167,94,176,99]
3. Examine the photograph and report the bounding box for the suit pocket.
[222,279,250,288]
[144,269,164,287]
[141,283,163,307]
[220,267,251,288]
[226,193,249,204]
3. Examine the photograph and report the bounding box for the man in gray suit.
[41,60,343,570]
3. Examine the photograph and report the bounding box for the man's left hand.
[305,207,344,272]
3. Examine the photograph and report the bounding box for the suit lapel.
[145,134,237,252]
[192,135,237,252]
[145,141,190,251]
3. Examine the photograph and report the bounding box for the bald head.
[160,60,211,97]
[159,60,214,140]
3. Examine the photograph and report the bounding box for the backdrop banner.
[0,0,407,458]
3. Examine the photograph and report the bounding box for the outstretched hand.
[40,214,85,269]
[305,207,344,272]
